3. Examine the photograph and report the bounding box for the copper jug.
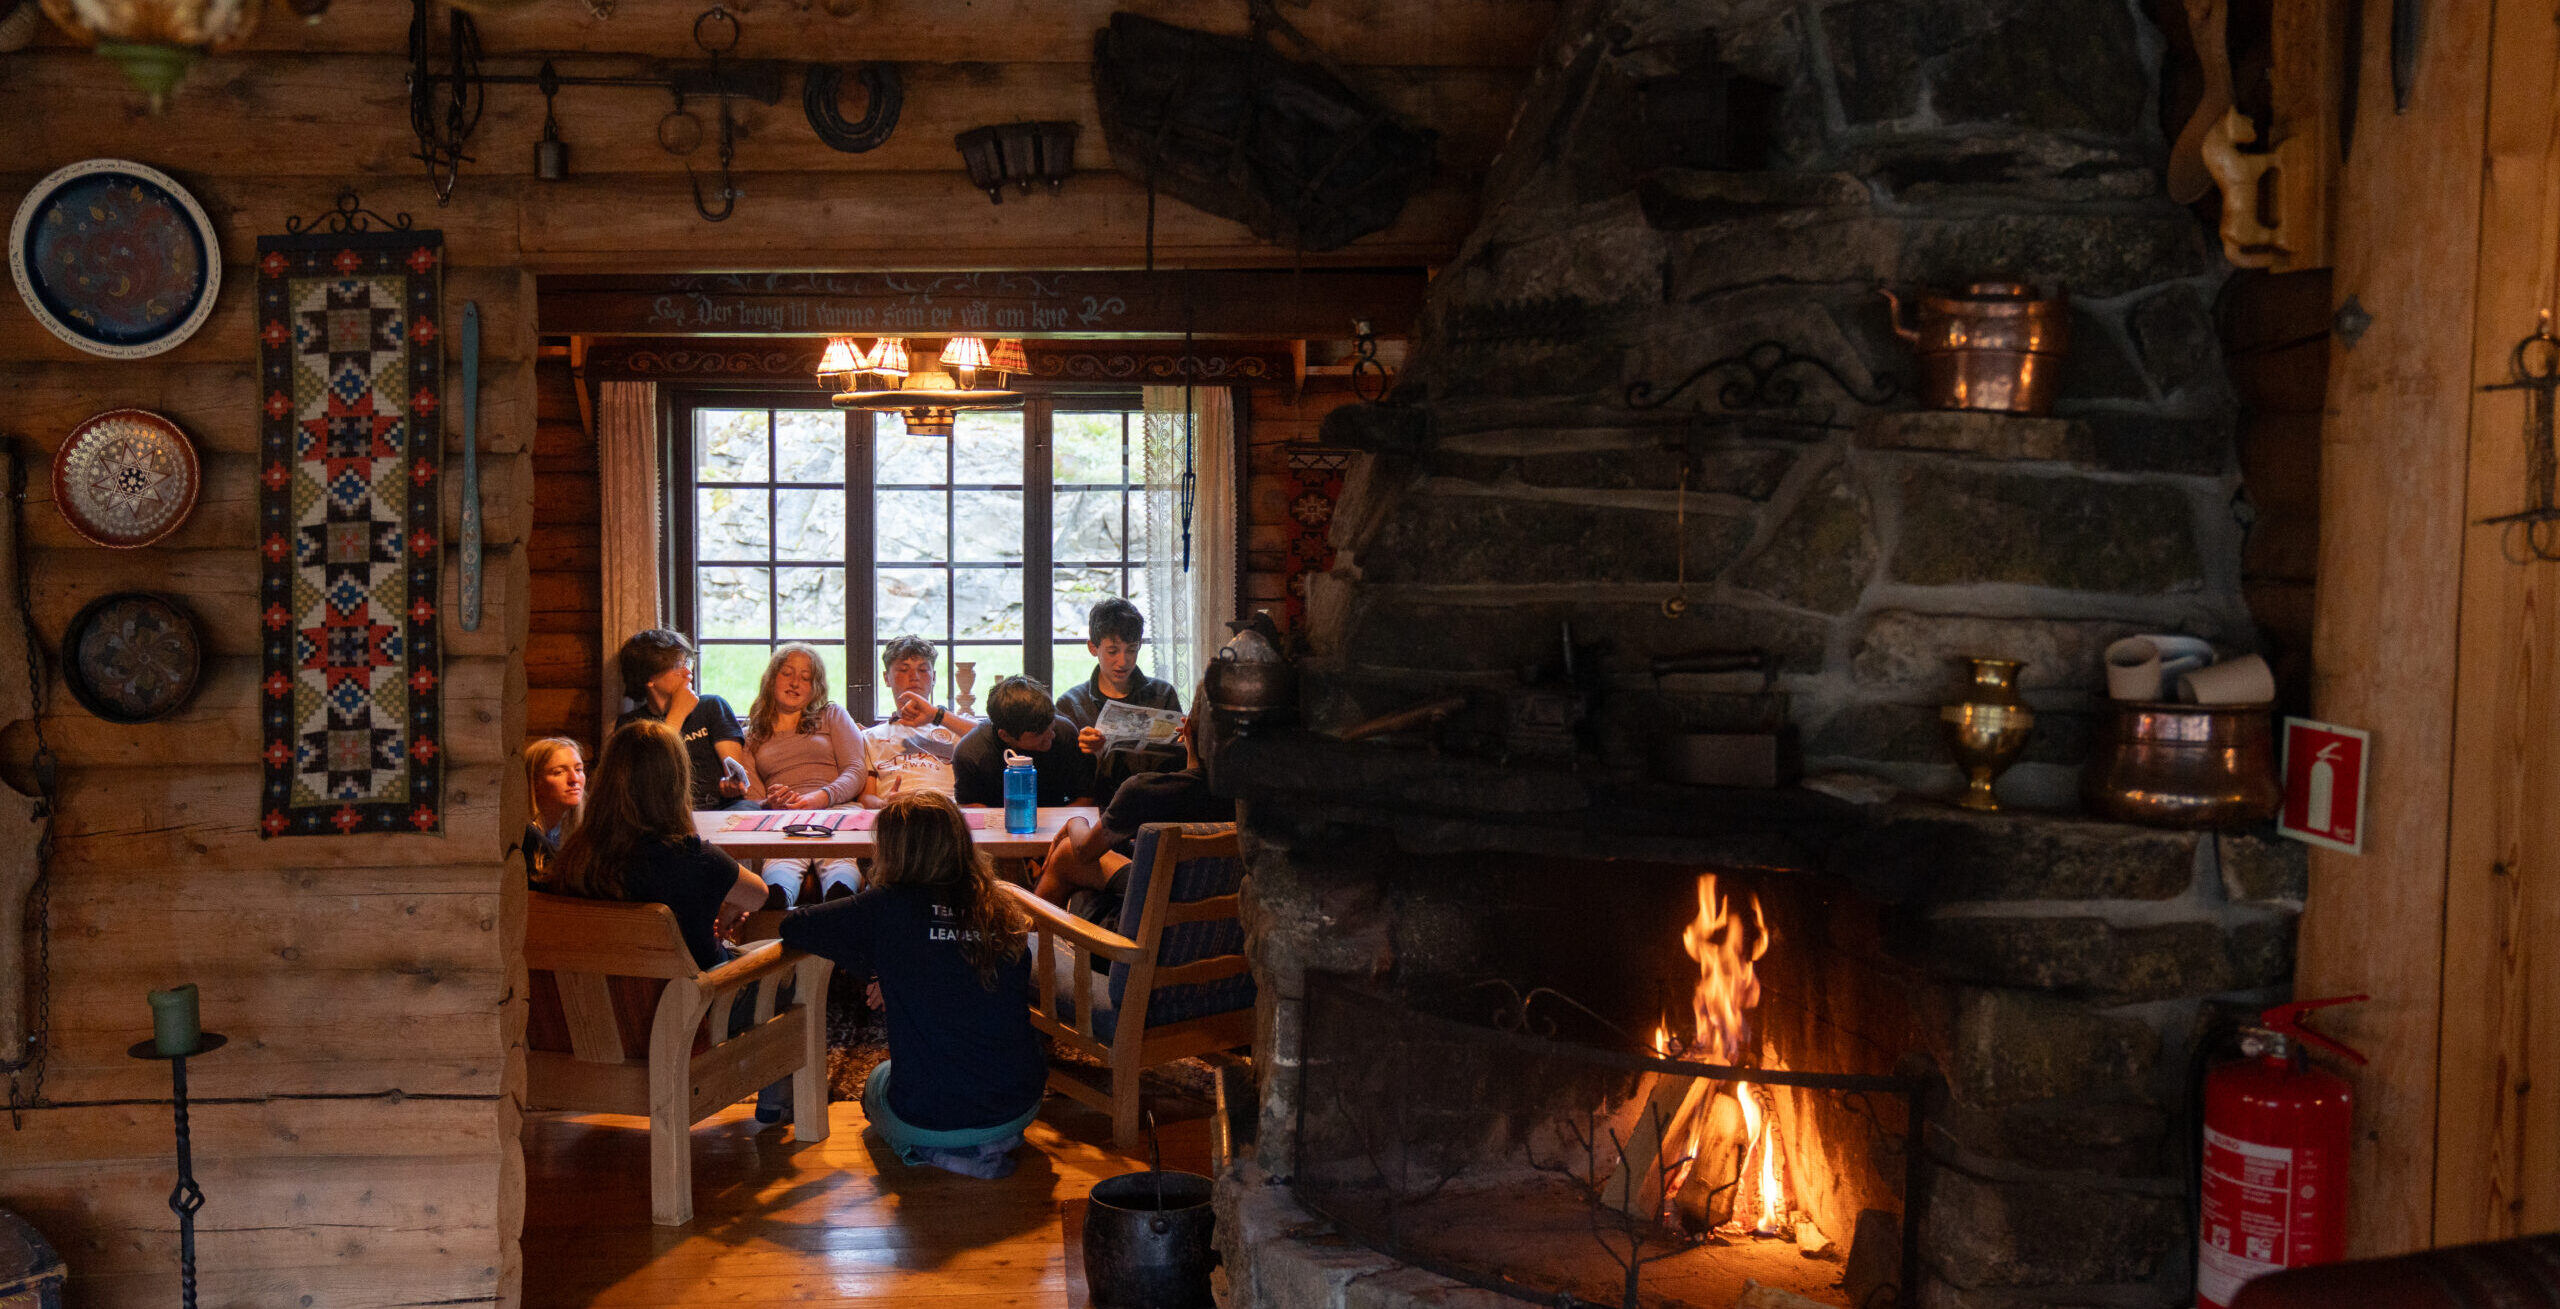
[1883,281,2071,415]
[2081,701,2281,828]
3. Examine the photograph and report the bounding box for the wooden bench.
[523,891,834,1225]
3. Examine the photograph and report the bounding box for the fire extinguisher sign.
[2279,718,2371,855]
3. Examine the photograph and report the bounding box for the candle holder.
[128,1032,224,1309]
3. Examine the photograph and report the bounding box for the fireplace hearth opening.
[1290,866,1930,1309]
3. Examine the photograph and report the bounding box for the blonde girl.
[520,737,585,882]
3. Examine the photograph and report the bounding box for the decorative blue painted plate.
[8,159,220,359]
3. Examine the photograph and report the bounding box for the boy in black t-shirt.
[612,629,758,810]
[1033,690,1232,909]
[1055,598,1184,806]
[952,677,1094,808]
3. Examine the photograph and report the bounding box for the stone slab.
[1930,917,2261,1002]
[1923,1169,2181,1289]
[1891,464,2205,593]
[1850,610,2144,695]
[1824,807,2202,903]
[1360,493,1755,586]
[1945,988,2159,1107]
[1858,411,2094,463]
[1737,462,1877,613]
[2218,828,2309,909]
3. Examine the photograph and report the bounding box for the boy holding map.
[1055,598,1184,806]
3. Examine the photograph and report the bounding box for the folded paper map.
[1096,699,1185,751]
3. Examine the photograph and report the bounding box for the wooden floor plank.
[521,1096,1210,1309]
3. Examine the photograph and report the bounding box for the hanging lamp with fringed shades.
[820,337,1021,437]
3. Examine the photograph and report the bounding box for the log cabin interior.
[1,1,2556,1307]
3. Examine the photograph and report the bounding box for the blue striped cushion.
[1107,823,1254,1033]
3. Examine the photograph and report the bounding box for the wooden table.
[695,806,1094,861]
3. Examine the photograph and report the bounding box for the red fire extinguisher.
[2197,995,2367,1309]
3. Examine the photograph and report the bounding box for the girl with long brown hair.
[780,791,1044,1178]
[546,719,769,972]
[548,718,793,1123]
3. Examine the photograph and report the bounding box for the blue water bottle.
[1003,750,1038,834]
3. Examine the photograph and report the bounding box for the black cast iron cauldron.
[1082,1168,1217,1309]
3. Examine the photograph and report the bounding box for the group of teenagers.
[516,598,1235,1180]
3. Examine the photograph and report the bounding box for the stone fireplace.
[1209,1,2305,1306]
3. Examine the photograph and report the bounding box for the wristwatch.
[931,707,946,728]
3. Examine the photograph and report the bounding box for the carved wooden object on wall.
[1,443,41,1073]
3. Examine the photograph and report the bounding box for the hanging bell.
[535,130,569,181]
[533,60,569,181]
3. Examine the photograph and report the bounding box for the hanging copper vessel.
[1883,281,2072,416]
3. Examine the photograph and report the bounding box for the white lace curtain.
[597,381,662,741]
[1139,385,1236,697]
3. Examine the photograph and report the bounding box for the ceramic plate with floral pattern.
[52,408,201,548]
[8,159,220,359]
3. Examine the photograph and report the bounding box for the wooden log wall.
[0,238,535,1309]
[526,360,602,750]
[2221,269,2330,718]
[2294,0,2560,1256]
[0,2,1546,1304]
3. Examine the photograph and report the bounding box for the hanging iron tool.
[2390,0,2418,113]
[406,0,484,203]
[804,61,903,153]
[2477,311,2560,563]
[688,5,741,222]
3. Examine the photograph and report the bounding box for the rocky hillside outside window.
[667,391,1161,721]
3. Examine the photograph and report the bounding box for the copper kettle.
[1882,281,2071,416]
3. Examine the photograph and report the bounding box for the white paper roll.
[2179,653,2275,705]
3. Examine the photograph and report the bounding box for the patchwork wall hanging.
[255,224,445,837]
[1280,446,1352,641]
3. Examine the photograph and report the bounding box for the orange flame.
[1674,875,1784,1231]
[1681,875,1767,1065]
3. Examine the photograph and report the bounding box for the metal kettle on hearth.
[1204,610,1296,729]
[1883,281,2072,415]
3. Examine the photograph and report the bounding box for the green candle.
[149,983,200,1057]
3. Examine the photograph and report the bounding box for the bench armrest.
[697,939,799,997]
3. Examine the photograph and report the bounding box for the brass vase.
[1940,657,2034,812]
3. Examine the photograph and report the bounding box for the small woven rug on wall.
[255,227,445,836]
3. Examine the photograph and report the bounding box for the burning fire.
[1682,874,1766,1065]
[1669,875,1786,1234]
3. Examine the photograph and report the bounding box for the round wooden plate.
[52,408,201,548]
[61,592,204,725]
[8,159,221,359]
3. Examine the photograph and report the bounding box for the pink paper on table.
[718,808,990,832]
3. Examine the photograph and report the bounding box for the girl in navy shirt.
[781,792,1045,1178]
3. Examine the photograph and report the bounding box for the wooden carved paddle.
[2167,0,2233,205]
[0,444,43,1079]
[460,300,482,632]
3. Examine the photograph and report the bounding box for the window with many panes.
[671,392,1158,723]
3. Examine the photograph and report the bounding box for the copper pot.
[2082,701,2280,828]
[1883,281,2071,415]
